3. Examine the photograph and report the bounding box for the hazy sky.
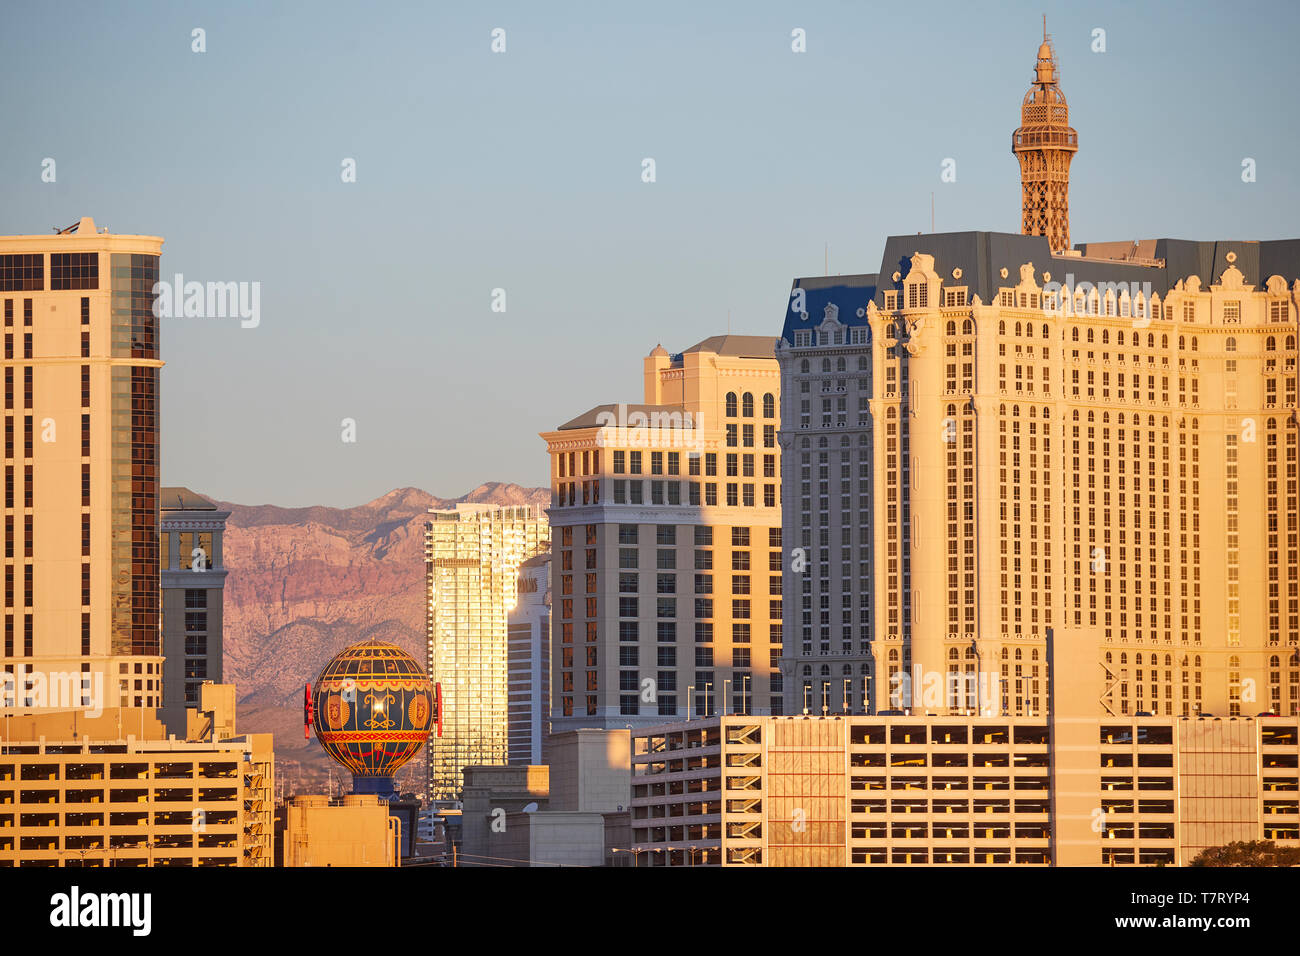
[2,0,1296,507]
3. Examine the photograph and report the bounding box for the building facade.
[629,711,1299,867]
[540,336,784,736]
[281,794,400,867]
[159,486,229,737]
[0,686,273,867]
[633,632,1300,867]
[777,35,1300,721]
[508,555,551,766]
[0,217,164,714]
[425,504,549,802]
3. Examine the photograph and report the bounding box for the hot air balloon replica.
[309,639,438,801]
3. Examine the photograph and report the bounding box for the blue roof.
[781,274,877,342]
[780,231,1300,343]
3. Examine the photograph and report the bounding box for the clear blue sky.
[2,0,1296,507]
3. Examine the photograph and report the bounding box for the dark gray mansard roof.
[780,231,1300,343]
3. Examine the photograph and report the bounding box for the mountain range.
[213,483,551,796]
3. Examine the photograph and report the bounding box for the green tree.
[1190,840,1300,867]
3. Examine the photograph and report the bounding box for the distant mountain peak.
[218,480,549,791]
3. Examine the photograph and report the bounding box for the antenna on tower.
[1043,13,1047,42]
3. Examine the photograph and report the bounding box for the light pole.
[703,682,713,717]
[687,685,694,722]
[821,683,829,716]
[740,675,750,715]
[843,678,852,714]
[803,684,811,715]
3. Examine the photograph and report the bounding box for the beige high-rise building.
[540,336,783,735]
[0,217,163,715]
[777,34,1300,722]
[425,504,549,802]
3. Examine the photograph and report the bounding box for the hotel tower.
[777,34,1300,721]
[541,337,784,734]
[425,504,549,802]
[0,217,162,713]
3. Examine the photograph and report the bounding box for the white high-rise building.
[425,504,549,802]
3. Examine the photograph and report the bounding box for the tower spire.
[1013,22,1078,253]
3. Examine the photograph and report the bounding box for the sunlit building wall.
[0,217,164,715]
[776,36,1300,719]
[425,504,549,802]
[540,336,783,736]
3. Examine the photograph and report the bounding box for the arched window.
[963,319,974,335]
[1071,327,1079,342]
[857,356,868,371]
[741,392,754,417]
[822,358,831,372]
[837,357,846,372]
[762,393,775,417]
[725,392,738,417]
[1225,337,1237,353]
[800,359,810,372]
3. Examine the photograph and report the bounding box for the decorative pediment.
[1265,274,1288,296]
[1184,275,1202,294]
[1216,264,1247,291]
[908,251,938,280]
